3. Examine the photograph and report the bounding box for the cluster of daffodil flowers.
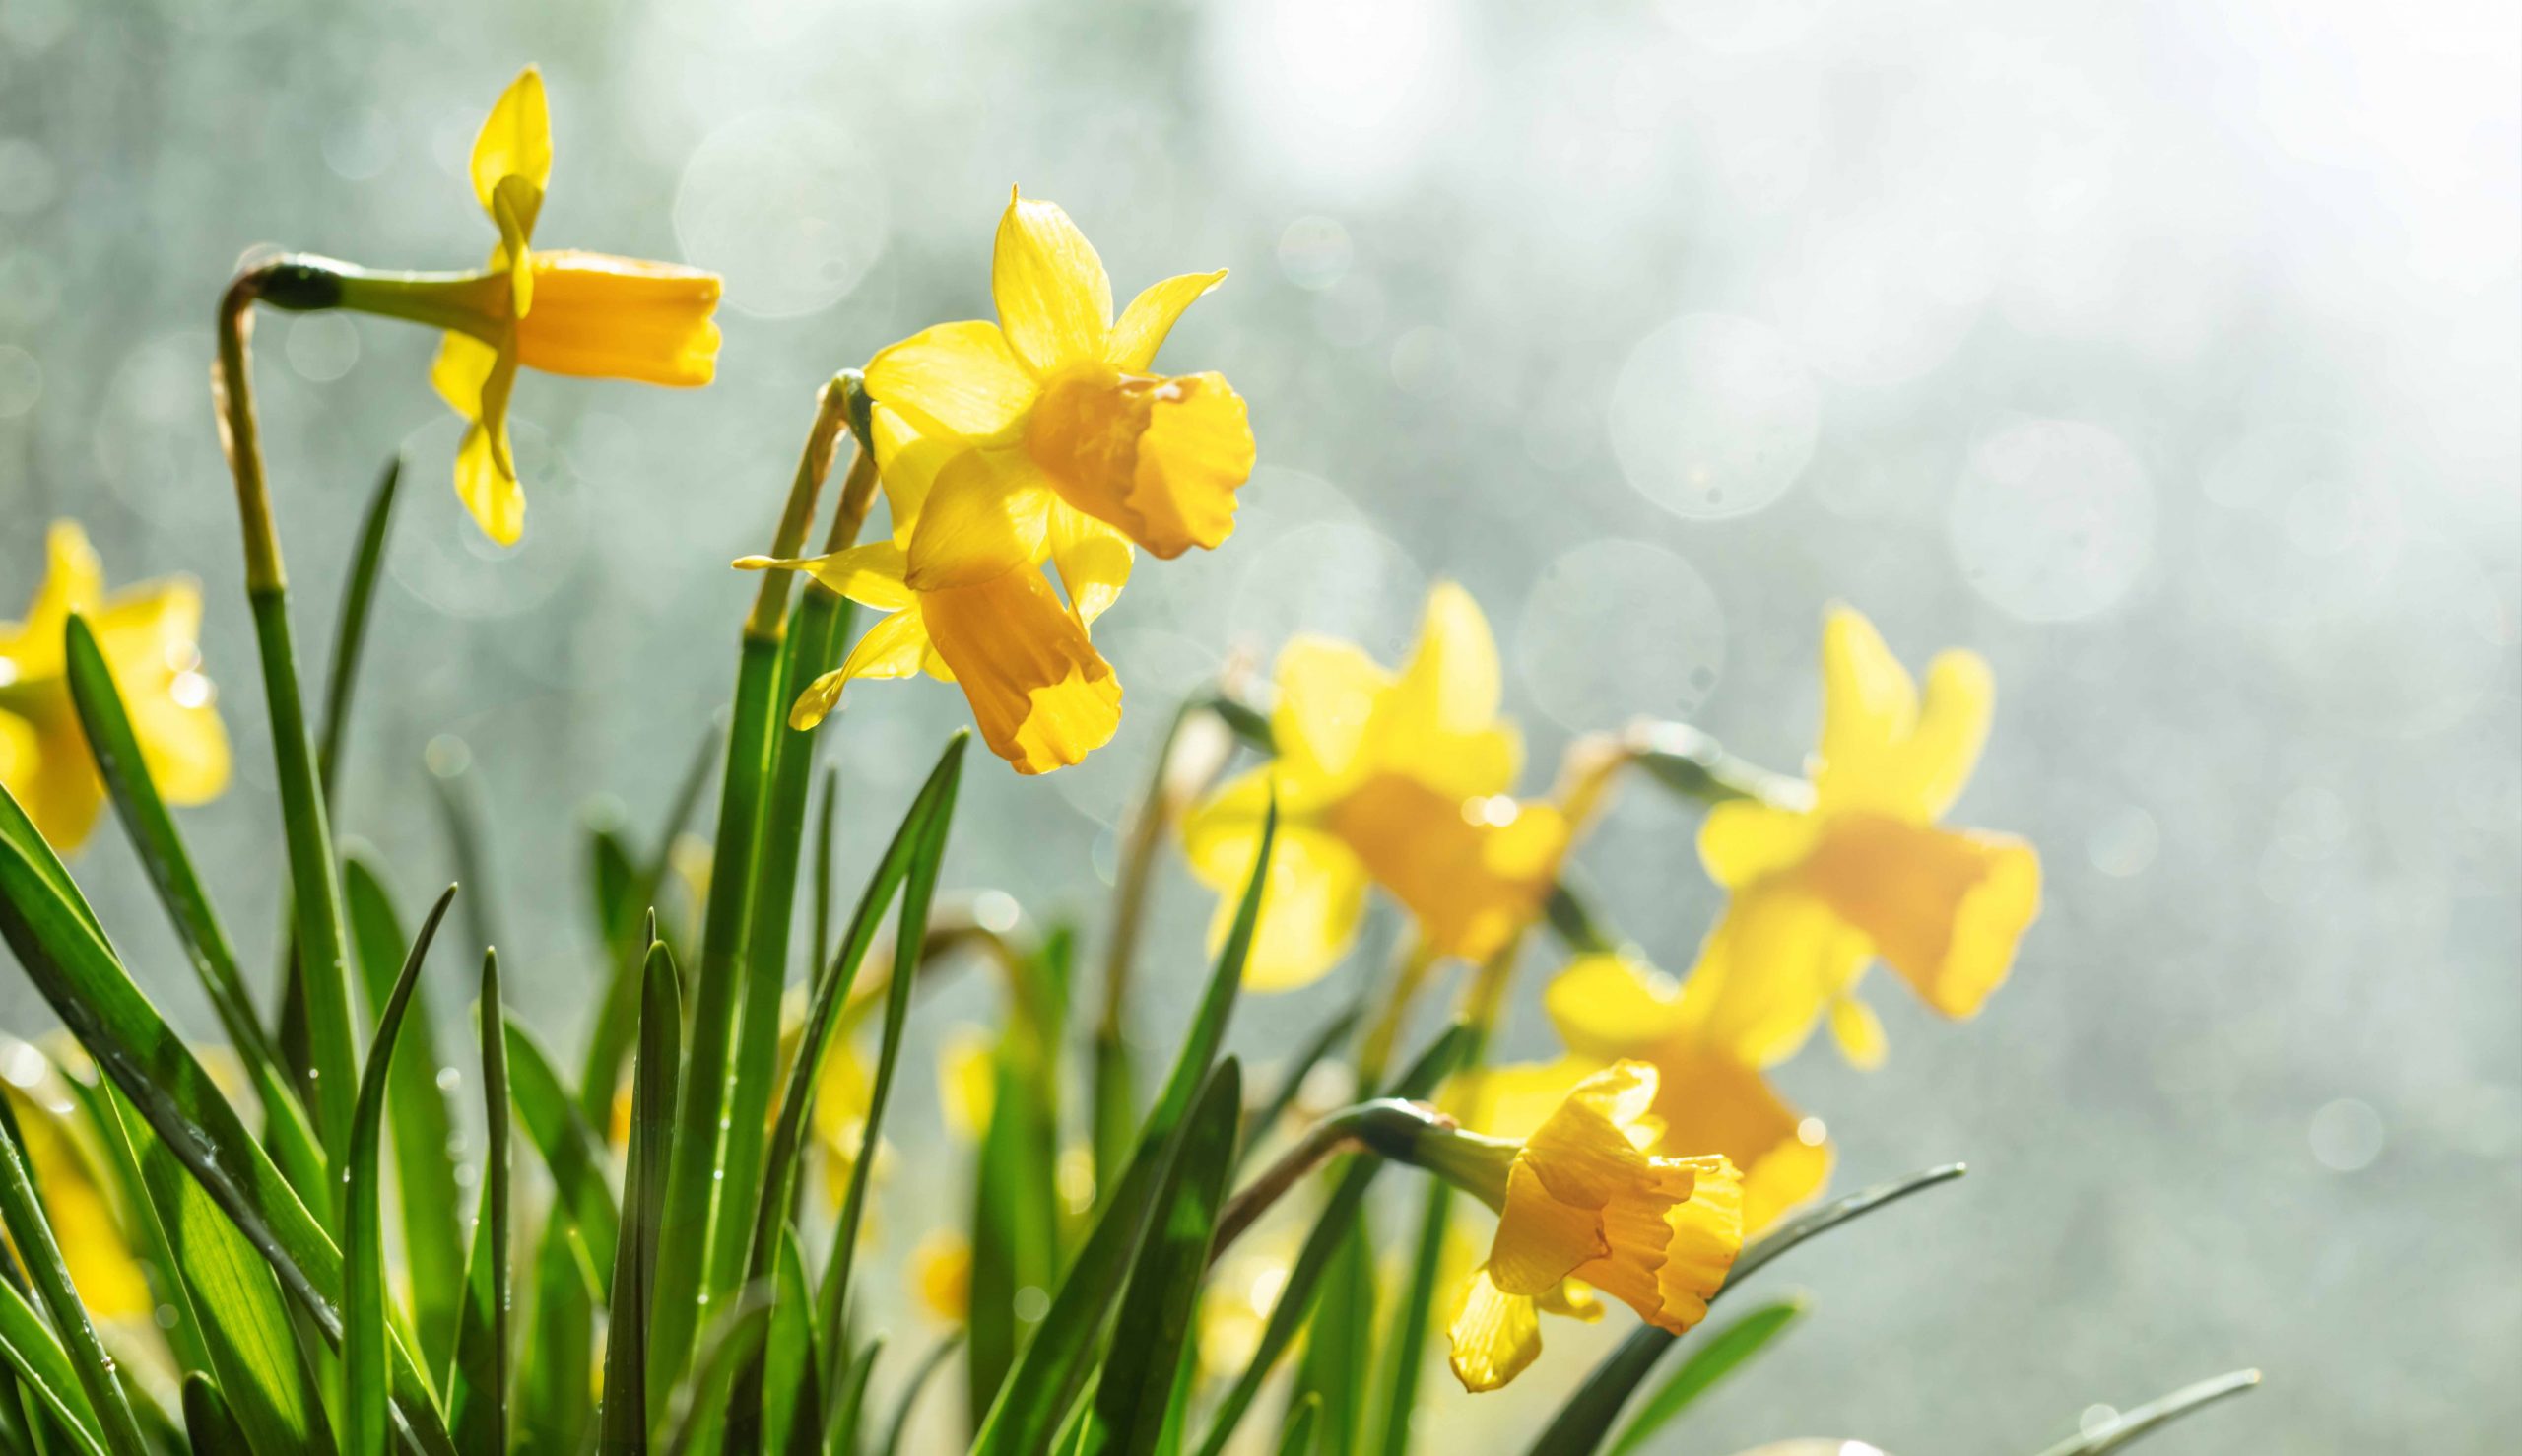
[0,61,2116,1456]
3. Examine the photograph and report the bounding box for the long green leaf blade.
[344,885,457,1456]
[578,726,719,1128]
[757,1232,819,1456]
[500,1019,622,1280]
[1092,1058,1241,1456]
[315,456,400,803]
[1604,1298,1806,1456]
[2030,1369,2263,1456]
[447,952,511,1453]
[0,1090,150,1456]
[0,1278,107,1456]
[971,796,1276,1456]
[601,941,680,1451]
[178,1373,252,1456]
[877,1335,959,1456]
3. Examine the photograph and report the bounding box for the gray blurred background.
[2,0,2516,1451]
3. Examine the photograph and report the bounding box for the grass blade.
[343,884,457,1456]
[1274,1396,1320,1456]
[315,455,400,803]
[579,726,719,1127]
[0,1090,149,1456]
[601,941,681,1450]
[2030,1369,2263,1456]
[1527,1164,1970,1456]
[966,996,1064,1425]
[448,952,511,1453]
[662,1303,774,1456]
[341,857,465,1375]
[877,1335,959,1456]
[0,1273,108,1456]
[970,797,1276,1456]
[1190,1024,1467,1456]
[758,1231,820,1456]
[500,1018,622,1281]
[1360,1177,1438,1456]
[0,811,450,1453]
[516,1222,596,1454]
[1091,1058,1241,1456]
[178,1373,252,1456]
[823,1339,880,1456]
[1605,1297,1806,1455]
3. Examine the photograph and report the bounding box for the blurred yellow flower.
[1678,607,2041,1069]
[0,522,229,851]
[1181,583,1568,990]
[1488,953,1833,1234]
[431,67,722,546]
[733,540,1121,775]
[912,1229,972,1326]
[1443,1062,1742,1393]
[1,1039,152,1322]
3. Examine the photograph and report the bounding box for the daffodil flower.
[427,67,722,545]
[1675,607,2041,1069]
[2,1076,152,1322]
[862,189,1253,595]
[1431,1061,1744,1392]
[1181,583,1569,990]
[732,540,1122,775]
[1488,953,1834,1235]
[0,522,228,851]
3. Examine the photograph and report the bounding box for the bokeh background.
[3,0,2517,1450]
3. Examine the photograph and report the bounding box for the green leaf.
[757,1231,819,1456]
[344,883,456,1456]
[0,1278,108,1456]
[0,1086,150,1456]
[877,1335,959,1456]
[1091,1058,1241,1456]
[663,1303,774,1456]
[601,942,680,1451]
[314,455,401,803]
[1190,1024,1467,1456]
[1273,1396,1320,1456]
[340,857,466,1376]
[822,1339,880,1456]
[2030,1369,2262,1456]
[1604,1298,1806,1455]
[967,1023,1061,1427]
[60,613,318,1198]
[579,726,720,1127]
[0,809,453,1451]
[178,1373,253,1456]
[515,1222,595,1455]
[500,1018,622,1281]
[970,796,1276,1456]
[448,952,511,1454]
[1295,1216,1376,1456]
[1527,1164,1969,1456]
[428,743,501,965]
[649,632,784,1406]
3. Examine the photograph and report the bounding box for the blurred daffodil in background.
[1183,583,1568,990]
[1678,607,2041,1070]
[426,66,722,545]
[739,190,1253,776]
[0,522,228,852]
[1434,1061,1743,1392]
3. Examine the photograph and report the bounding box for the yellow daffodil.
[1181,583,1568,990]
[430,67,722,545]
[0,1080,152,1322]
[911,1229,972,1325]
[1488,953,1833,1234]
[733,540,1122,774]
[0,522,228,851]
[1438,1061,1743,1392]
[1677,607,2041,1069]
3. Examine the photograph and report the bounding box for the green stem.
[219,266,361,1194]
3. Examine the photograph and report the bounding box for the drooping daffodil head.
[431,66,722,546]
[1674,606,2041,1070]
[1440,1061,1745,1393]
[0,522,229,852]
[1181,582,1569,991]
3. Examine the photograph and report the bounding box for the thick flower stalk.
[1676,606,2042,1068]
[1181,583,1569,990]
[1389,1061,1744,1392]
[737,190,1253,775]
[0,522,229,852]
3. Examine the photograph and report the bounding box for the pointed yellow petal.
[903,450,1056,592]
[1544,954,1690,1060]
[870,403,952,545]
[919,566,1121,774]
[1674,884,1870,1069]
[992,191,1112,373]
[1827,995,1888,1069]
[791,605,932,729]
[0,521,105,678]
[453,418,524,548]
[1047,502,1131,628]
[471,66,552,217]
[1190,812,1370,994]
[1324,777,1566,967]
[1469,1057,1598,1145]
[1696,799,1821,890]
[0,713,34,796]
[1814,604,1918,811]
[1269,638,1391,794]
[92,581,229,806]
[1902,648,1995,818]
[865,321,1036,440]
[1446,1267,1543,1393]
[748,541,914,612]
[1489,1159,1610,1296]
[1106,269,1227,371]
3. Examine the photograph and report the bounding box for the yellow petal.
[21,717,103,852]
[1269,638,1391,795]
[1827,995,1888,1070]
[1520,1061,1665,1205]
[937,1025,996,1139]
[0,713,34,794]
[1674,881,1871,1069]
[1324,775,1566,966]
[864,320,1037,440]
[1047,502,1131,628]
[790,605,932,730]
[1544,954,1690,1062]
[1468,1057,1597,1145]
[471,66,552,219]
[1815,606,1917,796]
[1360,583,1520,801]
[1201,817,1371,994]
[1902,649,1996,818]
[1026,368,1252,559]
[1106,269,1227,372]
[918,566,1122,774]
[91,581,229,807]
[1800,814,2040,1021]
[491,177,539,310]
[453,418,524,548]
[870,403,951,545]
[1697,799,1822,890]
[1640,1044,1831,1235]
[913,1230,972,1324]
[431,330,498,417]
[1446,1266,1543,1393]
[992,191,1112,374]
[0,521,105,678]
[6,1087,152,1319]
[514,251,721,386]
[741,541,915,612]
[903,449,1056,592]
[1489,1159,1609,1296]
